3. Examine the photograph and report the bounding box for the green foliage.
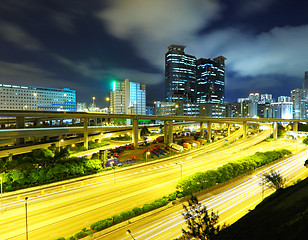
[176,195,223,240]
[176,149,291,197]
[55,238,66,240]
[263,170,286,190]
[277,123,286,137]
[1,151,102,192]
[140,126,150,137]
[132,207,143,216]
[112,214,122,224]
[74,228,89,239]
[303,136,308,145]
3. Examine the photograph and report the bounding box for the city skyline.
[0,0,308,107]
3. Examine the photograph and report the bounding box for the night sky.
[0,0,307,107]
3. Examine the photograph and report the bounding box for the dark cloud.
[0,0,307,105]
[0,22,43,51]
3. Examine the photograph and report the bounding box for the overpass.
[0,110,302,149]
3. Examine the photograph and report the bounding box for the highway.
[100,147,308,240]
[0,129,304,240]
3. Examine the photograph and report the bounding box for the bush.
[74,230,88,239]
[55,238,65,240]
[176,149,291,196]
[112,214,122,224]
[133,207,143,216]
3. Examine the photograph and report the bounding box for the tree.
[140,126,150,137]
[303,136,308,145]
[177,195,224,240]
[263,170,286,190]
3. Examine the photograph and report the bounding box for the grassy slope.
[216,177,308,240]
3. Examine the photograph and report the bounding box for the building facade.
[196,56,226,105]
[291,88,306,119]
[165,44,226,116]
[110,79,146,115]
[165,45,196,105]
[270,102,293,119]
[0,83,76,111]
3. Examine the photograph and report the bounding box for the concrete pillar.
[94,118,97,126]
[207,121,212,141]
[16,117,25,145]
[164,120,169,144]
[83,117,88,150]
[168,120,173,144]
[273,122,278,139]
[243,121,247,139]
[293,122,298,132]
[200,122,205,138]
[132,118,139,148]
[227,123,231,136]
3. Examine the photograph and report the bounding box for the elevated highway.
[0,109,300,152]
[1,127,299,240]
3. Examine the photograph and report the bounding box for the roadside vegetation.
[175,195,226,240]
[54,148,291,240]
[0,147,103,192]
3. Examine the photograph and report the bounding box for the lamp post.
[176,162,182,179]
[59,139,64,152]
[126,230,136,240]
[1,176,3,214]
[92,97,96,110]
[146,151,150,162]
[63,93,67,110]
[106,97,110,113]
[33,93,37,110]
[113,167,116,186]
[25,197,29,240]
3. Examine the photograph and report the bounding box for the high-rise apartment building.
[196,56,226,104]
[260,94,273,104]
[0,83,76,111]
[278,96,291,102]
[110,79,146,115]
[291,88,307,119]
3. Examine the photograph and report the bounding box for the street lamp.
[106,97,110,113]
[63,93,67,110]
[126,230,136,240]
[25,197,29,240]
[146,151,150,162]
[92,97,96,110]
[33,93,37,110]
[1,176,3,214]
[175,162,182,179]
[59,139,64,151]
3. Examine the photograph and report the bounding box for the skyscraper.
[291,88,306,119]
[165,45,226,116]
[196,56,226,104]
[304,71,308,89]
[165,45,196,110]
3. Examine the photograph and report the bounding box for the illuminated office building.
[0,83,76,111]
[196,56,226,104]
[165,45,197,115]
[165,44,226,116]
[110,79,146,115]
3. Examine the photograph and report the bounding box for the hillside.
[216,177,308,240]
